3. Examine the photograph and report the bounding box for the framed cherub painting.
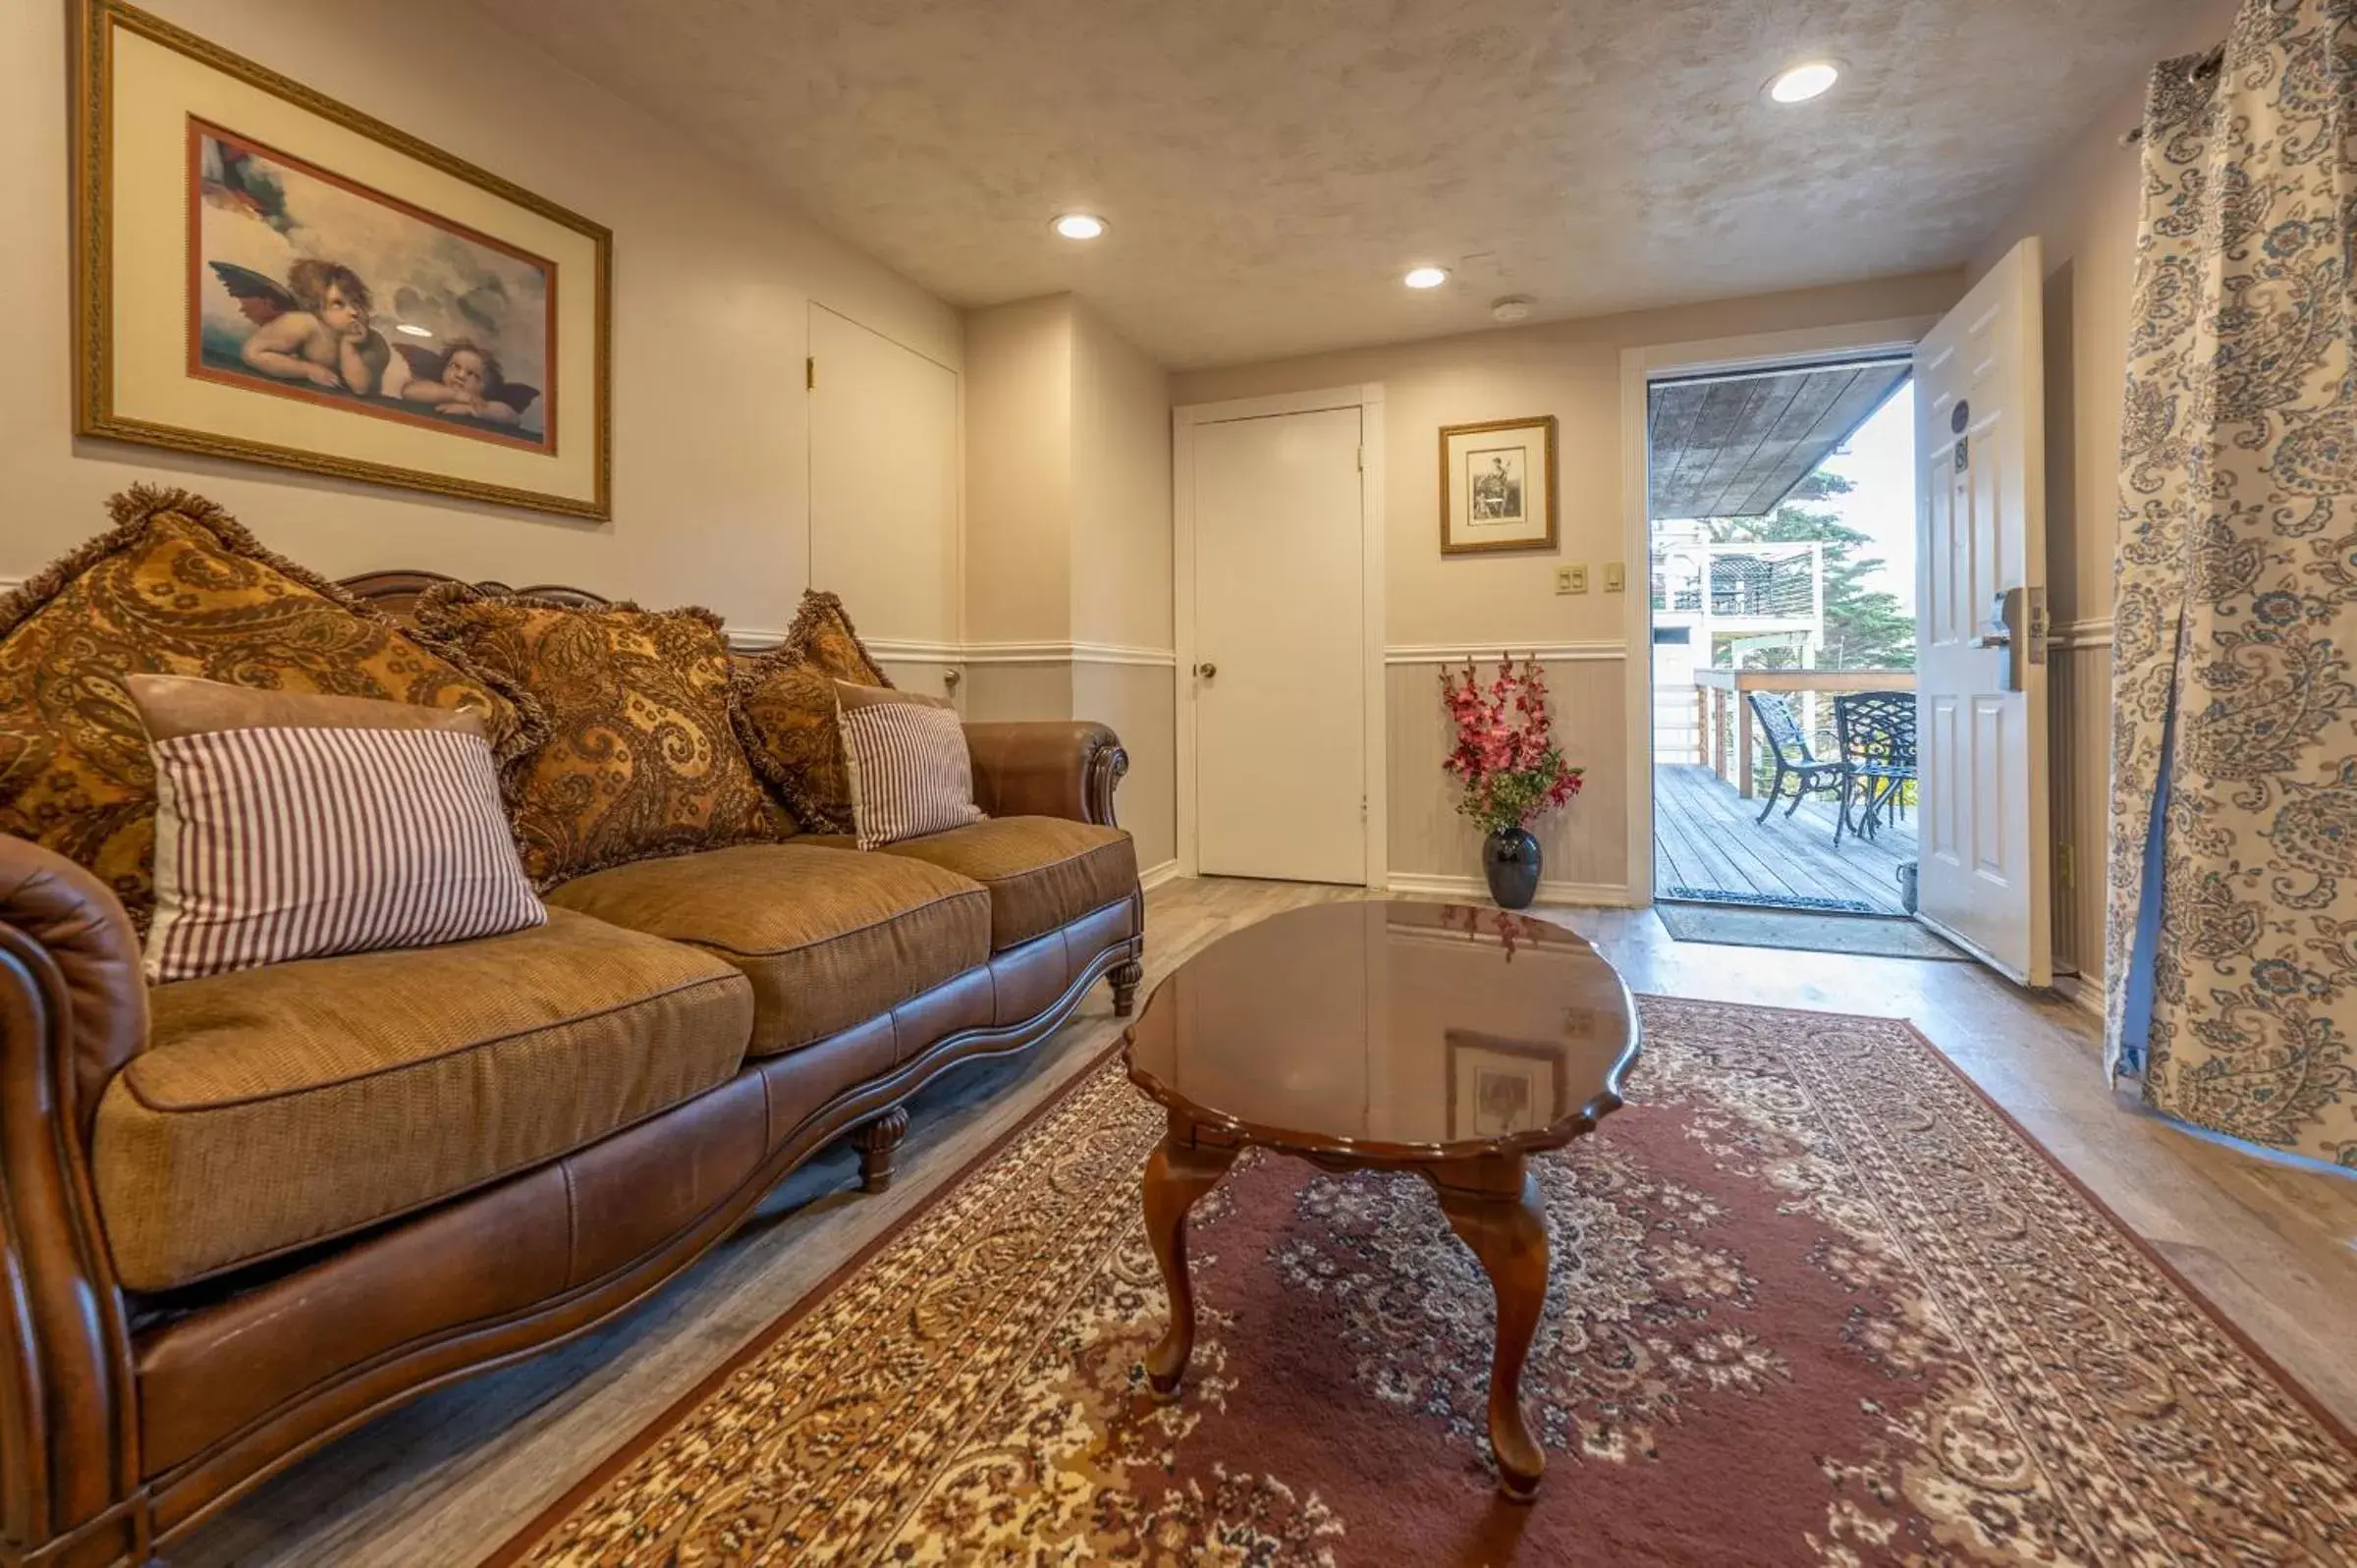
[72,0,612,518]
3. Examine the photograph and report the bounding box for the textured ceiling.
[480,0,2207,369]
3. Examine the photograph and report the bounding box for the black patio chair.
[1834,691,1917,843]
[1747,691,1846,824]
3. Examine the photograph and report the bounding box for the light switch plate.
[1603,561,1626,593]
[1556,564,1588,595]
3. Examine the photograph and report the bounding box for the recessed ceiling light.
[1403,265,1450,290]
[1052,213,1106,241]
[394,323,434,337]
[1767,61,1840,103]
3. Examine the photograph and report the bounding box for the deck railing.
[1687,668,1916,797]
[1650,542,1825,622]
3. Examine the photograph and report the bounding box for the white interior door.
[809,305,959,648]
[1189,406,1367,883]
[1913,239,2052,985]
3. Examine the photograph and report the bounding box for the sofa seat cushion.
[855,818,1136,952]
[92,909,753,1293]
[543,843,990,1057]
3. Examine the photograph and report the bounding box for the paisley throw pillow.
[415,584,777,887]
[732,591,896,834]
[0,486,541,928]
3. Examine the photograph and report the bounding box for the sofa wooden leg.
[851,1108,910,1193]
[1110,958,1144,1017]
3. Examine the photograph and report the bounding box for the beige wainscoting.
[1383,646,1631,902]
[957,647,1179,877]
[1073,661,1178,873]
[2049,622,2112,1005]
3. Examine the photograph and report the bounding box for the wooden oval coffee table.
[1123,899,1641,1500]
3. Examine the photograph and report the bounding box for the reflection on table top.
[1123,900,1641,1161]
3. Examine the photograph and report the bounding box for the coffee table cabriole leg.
[1141,1113,1238,1398]
[1424,1155,1552,1501]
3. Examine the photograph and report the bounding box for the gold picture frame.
[1438,415,1557,555]
[72,0,613,519]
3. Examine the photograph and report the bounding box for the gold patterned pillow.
[415,584,777,887]
[0,487,542,928]
[732,591,895,834]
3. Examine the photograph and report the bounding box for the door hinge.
[1356,446,1365,472]
[2057,842,2075,888]
[805,356,816,390]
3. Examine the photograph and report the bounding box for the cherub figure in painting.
[394,339,540,426]
[209,258,393,397]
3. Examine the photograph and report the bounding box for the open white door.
[1913,239,2052,985]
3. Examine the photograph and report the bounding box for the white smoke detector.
[1491,296,1535,323]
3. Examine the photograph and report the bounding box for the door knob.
[1194,662,1218,679]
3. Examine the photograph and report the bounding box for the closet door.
[808,304,959,651]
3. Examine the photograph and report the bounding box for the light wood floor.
[1655,761,1916,914]
[173,877,2357,1566]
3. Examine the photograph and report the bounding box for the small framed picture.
[1447,1031,1563,1141]
[1438,416,1557,555]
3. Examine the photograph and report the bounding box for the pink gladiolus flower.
[1437,655,1586,835]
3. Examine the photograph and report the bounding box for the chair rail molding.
[961,641,1180,668]
[2053,617,2113,650]
[723,632,1179,667]
[1384,640,1627,665]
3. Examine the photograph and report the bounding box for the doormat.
[489,999,2357,1565]
[1660,883,1876,914]
[1655,902,1969,960]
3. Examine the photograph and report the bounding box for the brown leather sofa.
[0,571,1142,1568]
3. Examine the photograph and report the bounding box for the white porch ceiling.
[478,0,2213,369]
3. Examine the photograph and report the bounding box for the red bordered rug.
[492,998,2357,1566]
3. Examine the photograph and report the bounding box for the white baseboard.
[1138,859,1183,892]
[2051,971,2104,1017]
[1386,872,1638,908]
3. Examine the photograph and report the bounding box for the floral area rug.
[494,999,2357,1566]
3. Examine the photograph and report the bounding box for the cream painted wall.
[1174,273,1964,649]
[1173,270,1967,890]
[1965,0,2238,989]
[1070,303,1176,652]
[0,0,957,627]
[962,297,1076,644]
[960,294,1178,869]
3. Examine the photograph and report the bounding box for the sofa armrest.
[0,838,143,1563]
[963,722,1127,828]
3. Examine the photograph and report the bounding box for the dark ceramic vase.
[1482,827,1542,910]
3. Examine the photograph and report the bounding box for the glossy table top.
[1123,900,1640,1161]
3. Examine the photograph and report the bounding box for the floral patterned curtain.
[2105,0,2357,1169]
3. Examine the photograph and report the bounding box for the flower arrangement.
[1439,655,1585,837]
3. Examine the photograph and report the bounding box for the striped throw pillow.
[128,675,545,983]
[835,680,983,850]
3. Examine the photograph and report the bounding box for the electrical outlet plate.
[1603,562,1626,593]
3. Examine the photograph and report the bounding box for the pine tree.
[1702,471,1915,670]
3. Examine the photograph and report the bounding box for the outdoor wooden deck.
[1654,763,1916,916]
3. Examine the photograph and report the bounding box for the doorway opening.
[1645,355,1925,940]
